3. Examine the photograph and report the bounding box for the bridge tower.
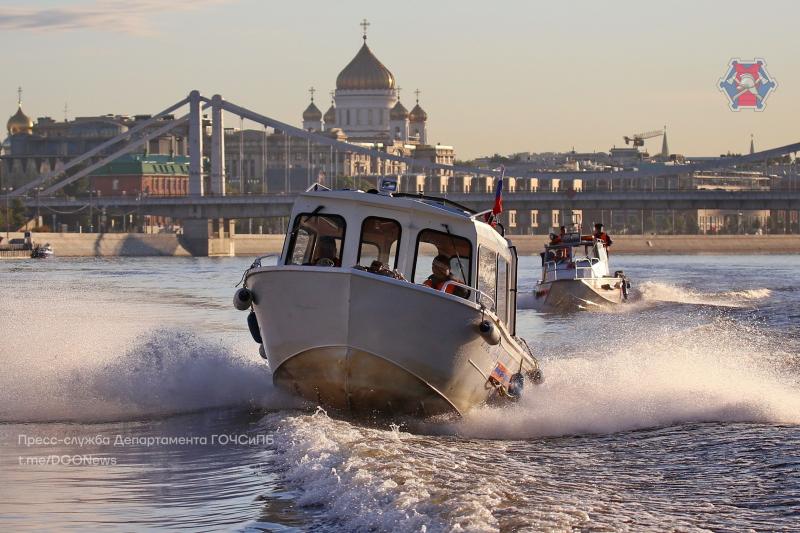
[182,91,235,256]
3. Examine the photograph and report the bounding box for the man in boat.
[548,232,571,262]
[424,254,469,298]
[593,223,613,248]
[543,233,560,263]
[313,236,341,267]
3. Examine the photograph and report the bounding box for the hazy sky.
[1,0,797,159]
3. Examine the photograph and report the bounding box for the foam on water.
[450,318,800,439]
[517,281,773,311]
[0,327,297,422]
[0,286,295,423]
[270,409,508,532]
[268,313,800,531]
[638,281,772,308]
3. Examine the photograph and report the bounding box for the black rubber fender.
[247,311,263,344]
[508,372,524,399]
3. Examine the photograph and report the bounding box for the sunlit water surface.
[1,255,799,531]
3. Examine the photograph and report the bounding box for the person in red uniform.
[593,223,613,248]
[424,254,468,298]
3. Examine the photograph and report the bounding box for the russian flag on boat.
[490,361,511,386]
[484,165,504,226]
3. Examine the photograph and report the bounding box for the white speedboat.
[233,179,542,417]
[532,231,631,312]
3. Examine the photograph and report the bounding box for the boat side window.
[412,229,472,286]
[496,257,508,324]
[357,217,401,269]
[285,213,346,267]
[477,246,497,311]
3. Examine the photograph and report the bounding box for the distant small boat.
[30,243,54,259]
[532,231,631,312]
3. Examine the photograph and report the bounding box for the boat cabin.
[280,183,519,335]
[540,231,611,282]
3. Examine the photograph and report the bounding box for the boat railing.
[440,280,496,309]
[542,257,601,282]
[573,258,600,279]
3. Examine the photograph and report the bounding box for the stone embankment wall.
[1,232,192,257]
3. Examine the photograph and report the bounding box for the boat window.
[357,217,401,270]
[285,213,346,267]
[478,247,497,311]
[496,257,508,323]
[412,229,472,287]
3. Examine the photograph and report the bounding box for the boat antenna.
[442,223,468,285]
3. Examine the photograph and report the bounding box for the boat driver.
[313,236,341,267]
[424,254,469,298]
[593,223,613,248]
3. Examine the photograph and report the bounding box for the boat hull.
[246,267,534,416]
[533,277,627,312]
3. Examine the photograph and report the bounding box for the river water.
[1,254,798,531]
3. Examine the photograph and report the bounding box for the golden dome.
[390,100,409,120]
[409,103,427,122]
[336,41,395,91]
[324,104,336,124]
[302,101,322,121]
[7,105,33,135]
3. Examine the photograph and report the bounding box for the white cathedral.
[299,23,454,176]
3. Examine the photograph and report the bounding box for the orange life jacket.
[424,277,458,294]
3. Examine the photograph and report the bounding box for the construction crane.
[623,128,664,147]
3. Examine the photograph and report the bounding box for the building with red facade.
[89,154,189,197]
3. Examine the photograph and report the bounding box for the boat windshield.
[357,217,401,270]
[286,213,346,267]
[412,229,472,286]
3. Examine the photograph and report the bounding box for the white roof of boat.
[298,189,475,220]
[296,188,512,253]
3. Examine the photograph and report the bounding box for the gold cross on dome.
[396,87,402,100]
[414,88,421,103]
[360,18,370,40]
[17,86,22,105]
[308,86,315,102]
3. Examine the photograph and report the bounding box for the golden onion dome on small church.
[324,104,336,124]
[7,104,34,135]
[390,100,409,120]
[302,101,322,121]
[336,40,396,91]
[409,103,427,122]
